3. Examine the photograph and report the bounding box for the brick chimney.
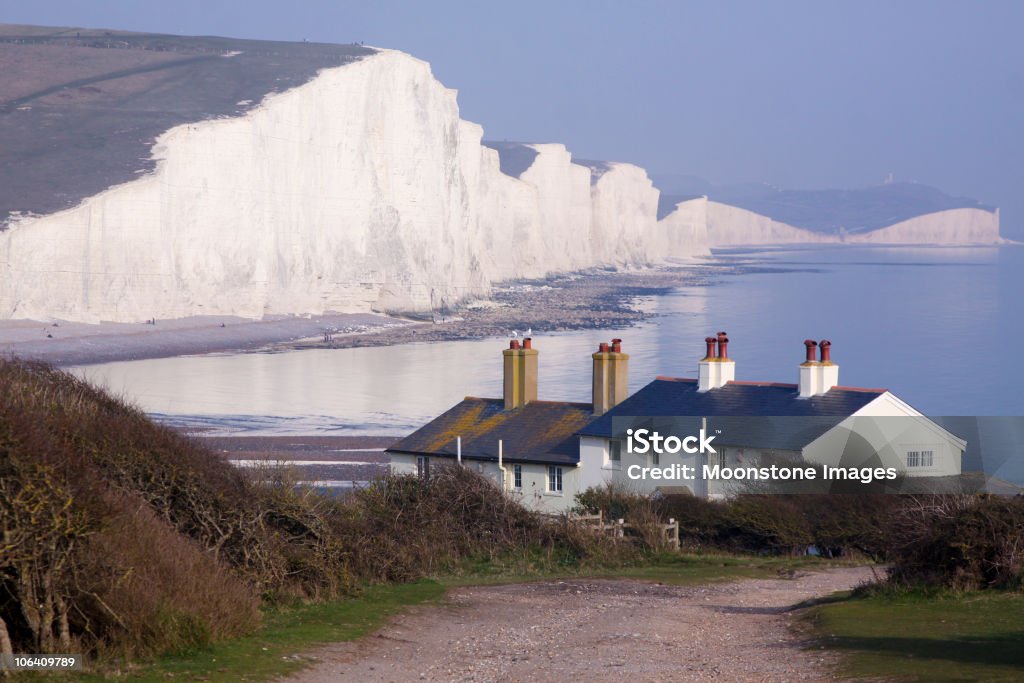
[697,331,735,392]
[592,338,629,415]
[798,338,839,397]
[503,338,538,410]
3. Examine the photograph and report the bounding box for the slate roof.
[579,377,887,452]
[387,397,595,466]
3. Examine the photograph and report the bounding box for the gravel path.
[282,567,873,682]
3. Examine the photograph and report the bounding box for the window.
[513,464,523,490]
[652,449,659,466]
[547,465,563,493]
[416,455,430,480]
[714,451,727,469]
[606,440,622,466]
[906,450,934,468]
[606,440,622,462]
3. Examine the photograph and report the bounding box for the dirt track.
[282,567,873,682]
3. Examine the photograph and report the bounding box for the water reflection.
[71,246,1023,435]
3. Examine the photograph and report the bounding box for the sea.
[70,245,1024,479]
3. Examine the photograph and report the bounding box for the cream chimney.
[503,338,538,410]
[592,338,629,415]
[697,331,735,392]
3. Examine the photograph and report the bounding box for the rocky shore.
[287,264,720,351]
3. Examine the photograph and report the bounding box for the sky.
[3,0,1023,238]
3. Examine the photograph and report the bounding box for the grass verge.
[800,590,1024,682]
[68,581,445,682]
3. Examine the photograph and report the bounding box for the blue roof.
[579,378,886,450]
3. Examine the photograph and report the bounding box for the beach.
[1,265,716,367]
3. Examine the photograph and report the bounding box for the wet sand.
[199,435,395,484]
[0,312,405,366]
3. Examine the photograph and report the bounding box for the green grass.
[71,581,444,682]
[801,590,1024,682]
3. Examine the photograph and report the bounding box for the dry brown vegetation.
[575,484,1024,592]
[884,494,1024,591]
[0,359,639,664]
[575,484,903,558]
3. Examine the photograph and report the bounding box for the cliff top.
[0,24,374,226]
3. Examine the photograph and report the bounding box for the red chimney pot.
[509,339,520,350]
[716,331,729,359]
[704,336,716,359]
[804,339,818,363]
[611,338,622,353]
[819,339,832,363]
[598,342,609,352]
[523,337,532,349]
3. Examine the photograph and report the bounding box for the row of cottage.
[387,333,966,512]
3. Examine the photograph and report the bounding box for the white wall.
[389,453,579,513]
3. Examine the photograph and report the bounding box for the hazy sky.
[3,1,1023,237]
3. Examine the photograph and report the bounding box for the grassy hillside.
[0,24,373,227]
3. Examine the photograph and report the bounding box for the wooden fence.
[567,511,679,550]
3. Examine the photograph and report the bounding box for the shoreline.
[0,264,723,366]
[0,312,409,366]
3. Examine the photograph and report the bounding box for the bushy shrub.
[0,361,271,658]
[654,492,905,558]
[572,483,655,521]
[886,495,1024,590]
[74,493,261,658]
[0,360,645,661]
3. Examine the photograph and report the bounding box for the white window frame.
[606,439,622,469]
[547,465,563,494]
[513,464,523,490]
[907,449,934,468]
[416,455,430,480]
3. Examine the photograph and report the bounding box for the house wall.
[388,453,579,513]
[803,416,962,477]
[842,392,964,476]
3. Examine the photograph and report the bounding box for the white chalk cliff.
[0,49,1003,323]
[845,208,1002,245]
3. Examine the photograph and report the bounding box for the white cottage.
[388,334,966,511]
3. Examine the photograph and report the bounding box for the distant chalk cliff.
[0,41,1003,322]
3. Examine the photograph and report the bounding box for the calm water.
[72,246,1024,438]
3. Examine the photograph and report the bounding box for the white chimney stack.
[818,339,839,393]
[799,339,838,397]
[697,332,735,392]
